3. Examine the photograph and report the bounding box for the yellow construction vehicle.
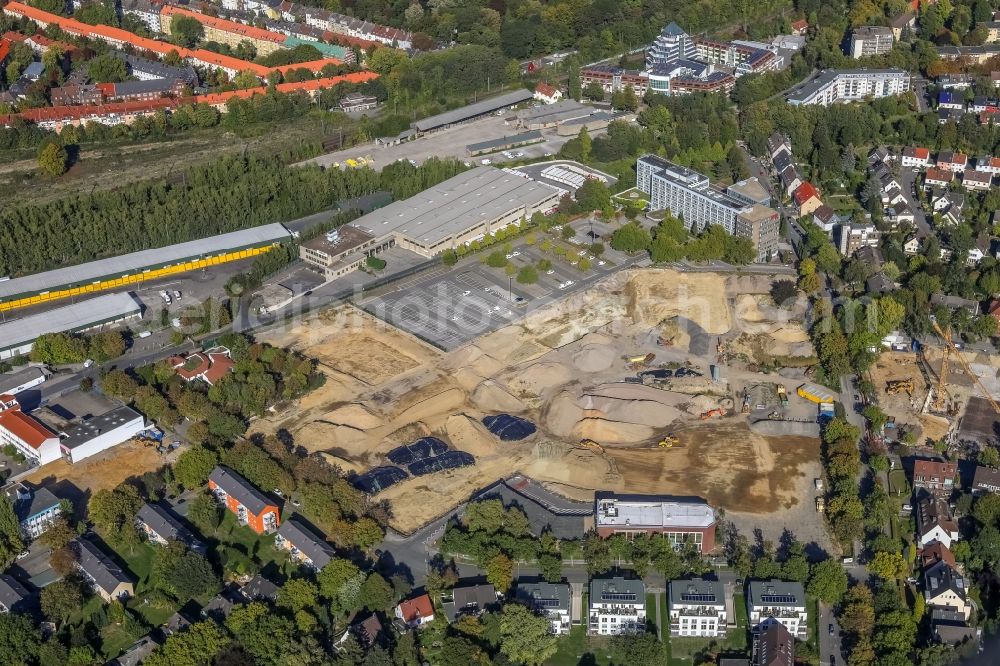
[928,318,1000,415]
[579,439,606,454]
[658,434,680,448]
[886,379,914,395]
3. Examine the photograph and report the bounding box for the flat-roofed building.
[0,367,46,397]
[594,492,717,552]
[299,226,383,279]
[636,155,779,262]
[747,580,808,638]
[589,576,645,635]
[668,578,727,637]
[786,68,909,106]
[515,581,571,635]
[411,89,533,134]
[59,406,145,464]
[727,177,771,206]
[347,166,559,258]
[849,26,894,58]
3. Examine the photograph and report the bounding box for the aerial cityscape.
[0,0,999,665]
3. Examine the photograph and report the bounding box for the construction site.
[869,319,1000,449]
[254,267,833,549]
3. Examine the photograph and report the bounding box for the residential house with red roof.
[901,146,930,168]
[395,593,435,629]
[936,151,968,172]
[919,542,957,571]
[534,82,562,105]
[169,346,235,386]
[925,168,954,188]
[791,19,808,35]
[912,459,958,496]
[0,398,61,466]
[917,494,960,548]
[792,182,822,216]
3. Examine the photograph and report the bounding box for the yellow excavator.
[886,379,914,395]
[928,318,1000,415]
[658,434,680,448]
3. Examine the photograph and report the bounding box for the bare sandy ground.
[254,268,825,545]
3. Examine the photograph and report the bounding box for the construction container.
[797,382,836,404]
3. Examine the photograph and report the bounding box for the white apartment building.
[669,578,727,637]
[787,68,910,106]
[636,156,779,262]
[849,27,894,58]
[747,580,808,639]
[589,577,646,636]
[515,582,572,635]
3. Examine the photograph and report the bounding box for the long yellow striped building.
[0,224,290,313]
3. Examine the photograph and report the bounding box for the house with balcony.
[4,482,60,539]
[73,538,134,602]
[912,459,958,496]
[515,581,572,635]
[275,516,336,570]
[668,578,727,637]
[208,466,280,534]
[747,580,807,639]
[136,502,205,554]
[589,576,646,636]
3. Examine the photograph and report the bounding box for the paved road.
[818,602,842,666]
[896,166,930,235]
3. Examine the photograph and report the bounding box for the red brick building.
[208,466,280,535]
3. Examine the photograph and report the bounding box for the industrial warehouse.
[0,293,143,361]
[299,166,560,278]
[0,224,291,312]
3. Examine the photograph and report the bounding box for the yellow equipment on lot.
[658,434,680,448]
[886,379,914,395]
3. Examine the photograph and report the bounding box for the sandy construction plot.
[27,441,175,503]
[254,269,824,540]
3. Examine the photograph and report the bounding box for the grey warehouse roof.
[349,167,557,247]
[0,367,46,395]
[209,466,276,515]
[466,130,542,153]
[74,538,132,593]
[61,405,144,450]
[0,223,290,301]
[277,517,336,568]
[412,89,533,132]
[0,293,141,353]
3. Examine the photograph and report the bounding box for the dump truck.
[776,385,788,406]
[886,379,914,395]
[579,439,606,454]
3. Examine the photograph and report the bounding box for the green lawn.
[546,626,613,666]
[888,469,909,496]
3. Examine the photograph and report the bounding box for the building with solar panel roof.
[668,578,727,637]
[514,581,571,635]
[747,580,808,638]
[588,576,646,635]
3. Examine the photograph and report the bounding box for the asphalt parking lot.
[304,113,600,171]
[361,218,642,350]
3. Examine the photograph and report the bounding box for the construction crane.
[928,318,1000,415]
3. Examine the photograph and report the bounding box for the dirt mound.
[319,453,365,474]
[445,415,498,456]
[391,387,467,427]
[522,444,621,487]
[574,418,656,443]
[624,269,731,333]
[573,344,617,372]
[544,390,585,437]
[578,395,682,428]
[471,380,526,413]
[294,421,370,455]
[322,403,383,430]
[506,361,572,397]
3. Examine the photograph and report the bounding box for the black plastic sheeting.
[353,466,408,494]
[386,437,449,465]
[482,414,537,441]
[640,369,672,379]
[407,451,475,476]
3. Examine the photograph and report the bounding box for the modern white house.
[589,577,646,636]
[515,582,572,635]
[668,578,727,637]
[747,580,808,639]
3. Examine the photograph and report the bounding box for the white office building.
[589,577,646,636]
[747,580,808,639]
[787,68,910,106]
[669,578,727,637]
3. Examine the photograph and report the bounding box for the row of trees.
[29,330,125,365]
[611,215,758,265]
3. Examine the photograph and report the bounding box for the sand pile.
[573,344,617,372]
[624,269,731,334]
[392,387,467,426]
[506,361,573,397]
[522,444,620,487]
[471,380,527,413]
[323,403,383,430]
[575,419,656,443]
[445,415,498,456]
[319,453,365,474]
[545,383,686,444]
[294,421,369,454]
